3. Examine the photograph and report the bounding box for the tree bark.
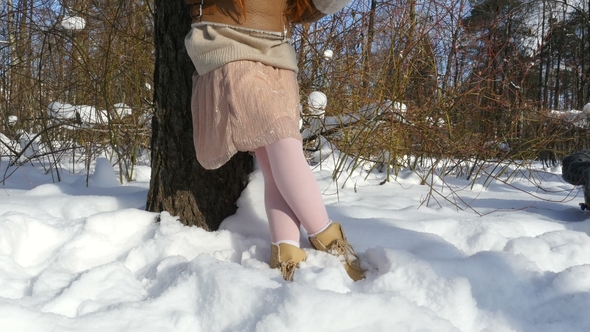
[147,0,253,231]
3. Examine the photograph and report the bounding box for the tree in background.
[0,0,155,181]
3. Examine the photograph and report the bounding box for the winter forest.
[0,0,589,184]
[2,1,590,331]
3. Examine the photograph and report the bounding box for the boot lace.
[280,261,298,281]
[328,238,361,269]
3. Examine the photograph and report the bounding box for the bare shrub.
[0,0,154,184]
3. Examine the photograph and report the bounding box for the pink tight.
[254,138,330,244]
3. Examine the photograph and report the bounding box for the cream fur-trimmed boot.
[270,243,307,281]
[309,222,365,281]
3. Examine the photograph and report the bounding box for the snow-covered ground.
[1,155,589,332]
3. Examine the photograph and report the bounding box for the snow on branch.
[48,101,132,127]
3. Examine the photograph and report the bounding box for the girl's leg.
[263,137,330,235]
[254,146,301,245]
[258,138,364,281]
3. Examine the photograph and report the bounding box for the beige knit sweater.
[185,23,298,76]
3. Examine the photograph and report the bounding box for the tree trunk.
[147,0,253,231]
[361,0,377,91]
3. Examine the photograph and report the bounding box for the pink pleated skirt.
[191,61,302,169]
